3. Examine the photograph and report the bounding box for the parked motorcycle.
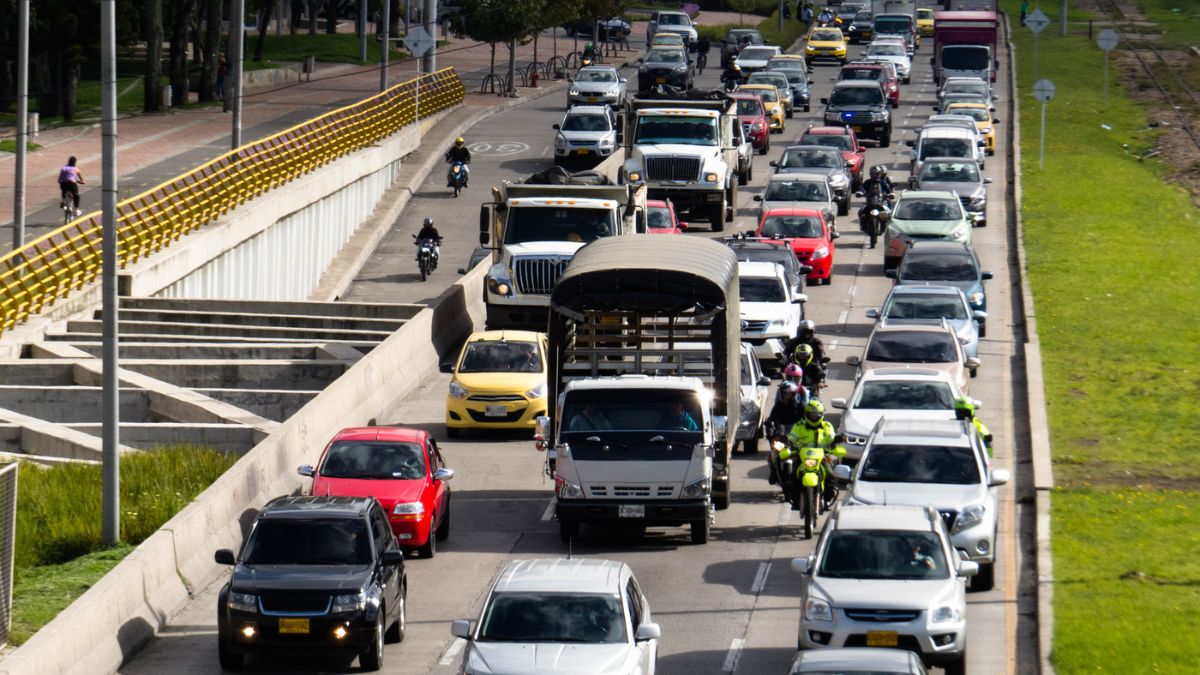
[448,161,468,198]
[413,235,440,281]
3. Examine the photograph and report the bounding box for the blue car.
[887,241,993,313]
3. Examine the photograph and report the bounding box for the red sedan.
[799,125,865,189]
[756,208,838,285]
[730,92,770,154]
[647,199,688,234]
[301,426,454,558]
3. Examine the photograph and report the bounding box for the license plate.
[852,126,863,132]
[587,96,598,102]
[866,630,898,647]
[655,77,666,83]
[278,618,310,634]
[576,148,590,155]
[485,405,508,417]
[618,504,645,518]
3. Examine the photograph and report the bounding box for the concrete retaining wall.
[0,260,489,675]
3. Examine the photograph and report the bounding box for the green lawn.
[8,545,134,645]
[696,8,810,49]
[256,32,405,65]
[0,140,43,153]
[1002,0,1200,671]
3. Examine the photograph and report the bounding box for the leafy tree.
[144,0,165,112]
[200,0,222,102]
[168,0,197,106]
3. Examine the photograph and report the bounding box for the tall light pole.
[100,0,121,547]
[381,0,391,91]
[13,0,29,251]
[359,0,368,63]
[422,0,436,73]
[231,0,245,149]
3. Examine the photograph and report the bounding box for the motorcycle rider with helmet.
[721,63,743,91]
[415,216,442,263]
[785,400,846,510]
[954,396,994,455]
[766,382,807,487]
[783,320,827,366]
[790,343,827,398]
[778,363,810,405]
[445,137,471,188]
[858,166,895,247]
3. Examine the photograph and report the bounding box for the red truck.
[931,10,999,86]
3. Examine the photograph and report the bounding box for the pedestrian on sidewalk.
[1020,0,1028,25]
[217,56,227,101]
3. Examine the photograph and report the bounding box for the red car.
[838,61,900,109]
[730,92,770,154]
[647,199,688,234]
[756,207,837,284]
[301,426,454,558]
[799,125,866,189]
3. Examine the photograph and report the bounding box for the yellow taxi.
[916,8,935,37]
[737,83,785,133]
[769,53,809,71]
[650,32,686,48]
[944,102,997,156]
[804,27,848,65]
[445,330,549,436]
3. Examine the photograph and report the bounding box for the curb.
[1003,13,1057,675]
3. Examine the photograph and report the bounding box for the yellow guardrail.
[0,67,466,335]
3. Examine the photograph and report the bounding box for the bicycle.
[696,51,707,74]
[60,189,78,225]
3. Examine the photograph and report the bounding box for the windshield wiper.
[648,436,694,449]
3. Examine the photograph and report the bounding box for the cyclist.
[57,156,85,216]
[695,36,710,74]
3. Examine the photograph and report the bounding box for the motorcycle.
[448,161,468,198]
[721,71,741,92]
[858,191,893,249]
[413,235,440,282]
[767,424,799,498]
[778,439,843,539]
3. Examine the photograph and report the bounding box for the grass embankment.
[1001,0,1200,671]
[0,140,43,153]
[9,446,238,645]
[696,8,811,50]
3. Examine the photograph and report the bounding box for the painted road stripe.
[777,502,793,525]
[540,498,556,521]
[837,310,849,326]
[439,638,466,665]
[829,339,839,352]
[751,562,772,595]
[723,638,746,672]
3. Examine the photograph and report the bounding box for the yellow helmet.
[455,137,464,146]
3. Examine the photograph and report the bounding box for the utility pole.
[12,0,29,251]
[231,0,245,148]
[381,0,391,91]
[1059,0,1067,36]
[422,0,437,72]
[359,0,368,63]
[100,0,121,547]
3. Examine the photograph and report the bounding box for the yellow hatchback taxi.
[805,27,848,65]
[445,330,548,436]
[650,33,686,48]
[916,8,935,36]
[944,102,997,156]
[738,83,785,133]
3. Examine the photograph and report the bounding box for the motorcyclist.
[415,216,442,262]
[766,381,807,486]
[445,137,471,187]
[582,41,597,65]
[777,363,809,405]
[858,166,894,246]
[790,343,826,397]
[785,400,846,510]
[817,8,834,26]
[954,396,993,455]
[783,320,827,367]
[721,63,742,91]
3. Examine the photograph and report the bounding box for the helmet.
[454,137,464,147]
[797,319,815,339]
[781,381,799,395]
[878,165,889,176]
[803,399,825,422]
[869,166,881,178]
[733,64,742,72]
[783,364,803,380]
[793,343,814,363]
[423,216,434,227]
[954,396,975,419]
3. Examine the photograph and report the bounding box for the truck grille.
[588,485,677,498]
[844,608,922,623]
[645,156,701,182]
[513,256,572,294]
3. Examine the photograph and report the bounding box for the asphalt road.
[118,13,1034,675]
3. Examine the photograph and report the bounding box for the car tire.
[559,518,580,542]
[879,128,891,148]
[747,163,754,182]
[904,76,911,84]
[417,525,436,558]
[804,104,811,113]
[385,587,407,643]
[446,427,460,438]
[838,196,850,216]
[359,612,385,672]
[891,99,899,109]
[738,168,748,186]
[218,639,243,671]
[726,183,737,220]
[972,562,996,592]
[690,518,710,544]
[758,141,768,155]
[944,648,968,675]
[978,321,988,338]
[786,108,794,119]
[436,502,451,541]
[742,435,760,454]
[823,273,832,286]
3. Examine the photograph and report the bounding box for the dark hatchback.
[889,241,993,312]
[725,237,813,294]
[215,496,407,672]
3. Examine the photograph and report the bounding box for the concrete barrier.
[0,259,490,675]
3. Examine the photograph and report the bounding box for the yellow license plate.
[656,77,666,83]
[278,618,310,634]
[852,126,863,132]
[576,148,590,155]
[866,630,898,647]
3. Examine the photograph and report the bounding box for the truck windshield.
[562,390,703,459]
[504,207,617,244]
[874,17,912,33]
[943,46,990,70]
[634,115,718,145]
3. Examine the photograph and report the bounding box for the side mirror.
[679,221,689,230]
[989,468,1011,487]
[905,139,915,147]
[983,177,993,184]
[297,464,315,477]
[957,560,980,577]
[973,310,988,320]
[831,231,840,239]
[635,623,662,641]
[799,264,813,274]
[846,355,861,366]
[792,295,807,304]
[833,464,852,482]
[965,357,982,369]
[819,97,828,104]
[552,123,561,130]
[884,269,897,278]
[744,229,757,237]
[433,468,455,481]
[534,415,551,445]
[451,619,472,639]
[714,415,729,440]
[758,375,771,386]
[830,397,847,409]
[808,79,815,85]
[381,549,405,565]
[752,195,763,202]
[973,399,983,409]
[215,549,236,565]
[457,268,467,274]
[790,557,812,574]
[619,77,627,84]
[981,271,994,280]
[865,308,879,319]
[769,160,778,167]
[992,117,1000,123]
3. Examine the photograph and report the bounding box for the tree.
[253,0,274,61]
[577,0,629,49]
[144,0,165,112]
[168,0,196,107]
[199,0,222,102]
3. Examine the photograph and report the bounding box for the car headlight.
[981,127,992,134]
[751,123,764,131]
[525,383,547,399]
[569,88,580,96]
[931,605,962,624]
[845,433,867,446]
[886,224,902,237]
[950,225,968,240]
[555,476,584,499]
[970,191,987,207]
[627,170,642,182]
[681,477,710,499]
[831,174,848,187]
[968,291,984,305]
[869,111,888,121]
[448,380,469,399]
[804,597,833,622]
[811,246,829,260]
[393,501,426,519]
[674,64,687,71]
[332,591,366,614]
[554,134,566,148]
[806,45,816,52]
[638,64,649,72]
[704,172,719,183]
[228,591,258,613]
[954,503,986,533]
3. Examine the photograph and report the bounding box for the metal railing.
[0,463,15,648]
[0,68,465,335]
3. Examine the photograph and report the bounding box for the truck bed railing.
[558,309,719,380]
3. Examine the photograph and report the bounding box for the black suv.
[215,496,407,671]
[821,80,891,147]
[720,28,764,67]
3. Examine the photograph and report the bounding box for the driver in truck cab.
[568,402,614,432]
[658,401,699,431]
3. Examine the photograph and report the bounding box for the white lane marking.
[778,502,793,525]
[439,638,466,665]
[837,309,849,326]
[751,562,772,595]
[848,285,858,297]
[829,339,839,351]
[723,638,746,672]
[540,498,556,521]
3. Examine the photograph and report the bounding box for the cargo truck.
[932,10,999,85]
[535,236,740,544]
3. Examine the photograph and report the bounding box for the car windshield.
[562,114,610,132]
[561,390,704,456]
[577,70,616,83]
[770,68,807,85]
[242,518,372,566]
[729,246,797,275]
[459,340,542,373]
[801,134,853,151]
[840,67,883,82]
[947,106,991,122]
[765,180,827,202]
[918,8,934,18]
[647,205,674,230]
[740,277,786,302]
[748,74,788,89]
[819,530,949,580]
[886,294,969,320]
[781,148,841,169]
[653,34,683,44]
[728,30,762,44]
[645,48,684,63]
[895,198,961,221]
[921,162,980,182]
[477,593,627,643]
[761,215,824,238]
[868,44,906,57]
[657,13,687,25]
[740,47,778,60]
[861,444,981,485]
[874,17,912,33]
[736,98,763,116]
[866,331,957,363]
[319,440,427,480]
[635,115,718,145]
[901,254,979,282]
[854,381,955,410]
[945,81,988,97]
[811,29,841,41]
[829,87,883,105]
[749,88,778,102]
[504,206,616,244]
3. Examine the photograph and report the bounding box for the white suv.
[554,105,620,167]
[452,558,661,674]
[738,261,806,367]
[836,418,1009,591]
[791,504,975,675]
[830,367,966,463]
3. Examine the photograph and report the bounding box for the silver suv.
[790,504,975,675]
[554,105,619,167]
[835,418,1009,592]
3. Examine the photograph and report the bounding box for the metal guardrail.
[0,463,15,648]
[0,68,466,336]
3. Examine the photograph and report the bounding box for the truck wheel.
[709,202,726,232]
[726,183,737,220]
[690,518,710,544]
[713,477,731,510]
[558,519,580,543]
